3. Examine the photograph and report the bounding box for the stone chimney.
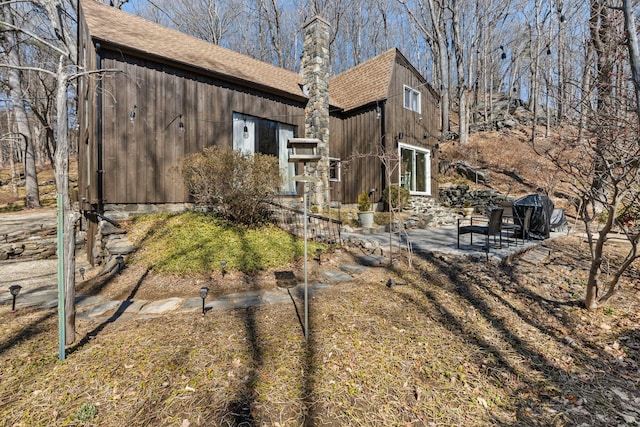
[301,16,330,210]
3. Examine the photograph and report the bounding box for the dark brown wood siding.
[96,49,306,204]
[77,5,99,208]
[329,55,439,205]
[332,107,383,204]
[385,57,440,199]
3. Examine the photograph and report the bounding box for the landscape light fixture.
[199,286,209,316]
[178,115,185,133]
[79,267,85,280]
[316,248,322,265]
[220,260,227,277]
[116,255,125,273]
[9,285,21,312]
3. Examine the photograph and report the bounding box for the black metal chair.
[457,207,503,249]
[502,206,533,246]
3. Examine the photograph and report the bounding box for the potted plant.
[462,200,475,217]
[357,192,375,227]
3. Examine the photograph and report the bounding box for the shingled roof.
[80,0,305,100]
[330,49,397,112]
[80,0,397,112]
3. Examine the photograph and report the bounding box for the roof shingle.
[80,0,397,111]
[329,49,397,111]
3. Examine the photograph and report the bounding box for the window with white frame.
[399,143,431,195]
[232,113,296,194]
[329,158,341,182]
[403,85,421,114]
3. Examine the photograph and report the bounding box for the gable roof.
[79,0,413,112]
[80,0,305,100]
[329,49,397,112]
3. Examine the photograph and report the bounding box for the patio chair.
[457,207,504,249]
[501,206,533,246]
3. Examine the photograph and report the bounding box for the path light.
[316,248,322,265]
[220,260,227,277]
[79,267,85,280]
[116,255,125,273]
[199,287,209,316]
[9,285,21,312]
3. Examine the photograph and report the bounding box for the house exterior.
[77,0,439,260]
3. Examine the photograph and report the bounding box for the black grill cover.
[513,194,554,240]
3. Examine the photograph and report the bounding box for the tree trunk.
[1,3,40,208]
[622,0,640,123]
[451,0,468,145]
[427,0,450,137]
[54,60,78,345]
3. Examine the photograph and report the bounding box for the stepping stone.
[139,297,183,314]
[86,300,121,317]
[519,247,552,266]
[321,270,353,284]
[182,297,203,309]
[354,255,386,267]
[339,264,369,275]
[76,295,106,308]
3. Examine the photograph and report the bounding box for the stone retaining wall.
[438,184,506,212]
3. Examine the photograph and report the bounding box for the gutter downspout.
[96,42,104,214]
[380,101,387,191]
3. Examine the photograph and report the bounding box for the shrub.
[382,185,410,211]
[182,146,282,226]
[357,192,371,211]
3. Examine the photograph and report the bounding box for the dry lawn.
[1,236,639,426]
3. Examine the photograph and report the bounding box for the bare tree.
[538,0,639,310]
[398,0,450,139]
[0,0,111,346]
[1,2,40,208]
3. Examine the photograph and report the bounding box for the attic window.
[403,85,421,114]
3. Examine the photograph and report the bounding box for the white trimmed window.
[403,85,421,114]
[329,158,341,182]
[399,143,431,195]
[232,113,296,194]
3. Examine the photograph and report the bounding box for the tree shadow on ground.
[67,267,150,356]
[388,248,636,426]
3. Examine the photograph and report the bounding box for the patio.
[341,225,568,265]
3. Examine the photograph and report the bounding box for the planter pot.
[462,207,475,217]
[358,211,375,227]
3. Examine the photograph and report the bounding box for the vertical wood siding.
[97,50,305,205]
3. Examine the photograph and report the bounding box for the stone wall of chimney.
[302,16,331,210]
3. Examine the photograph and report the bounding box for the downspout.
[380,101,387,191]
[95,42,104,214]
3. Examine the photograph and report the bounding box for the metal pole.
[56,193,66,360]
[303,181,308,341]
